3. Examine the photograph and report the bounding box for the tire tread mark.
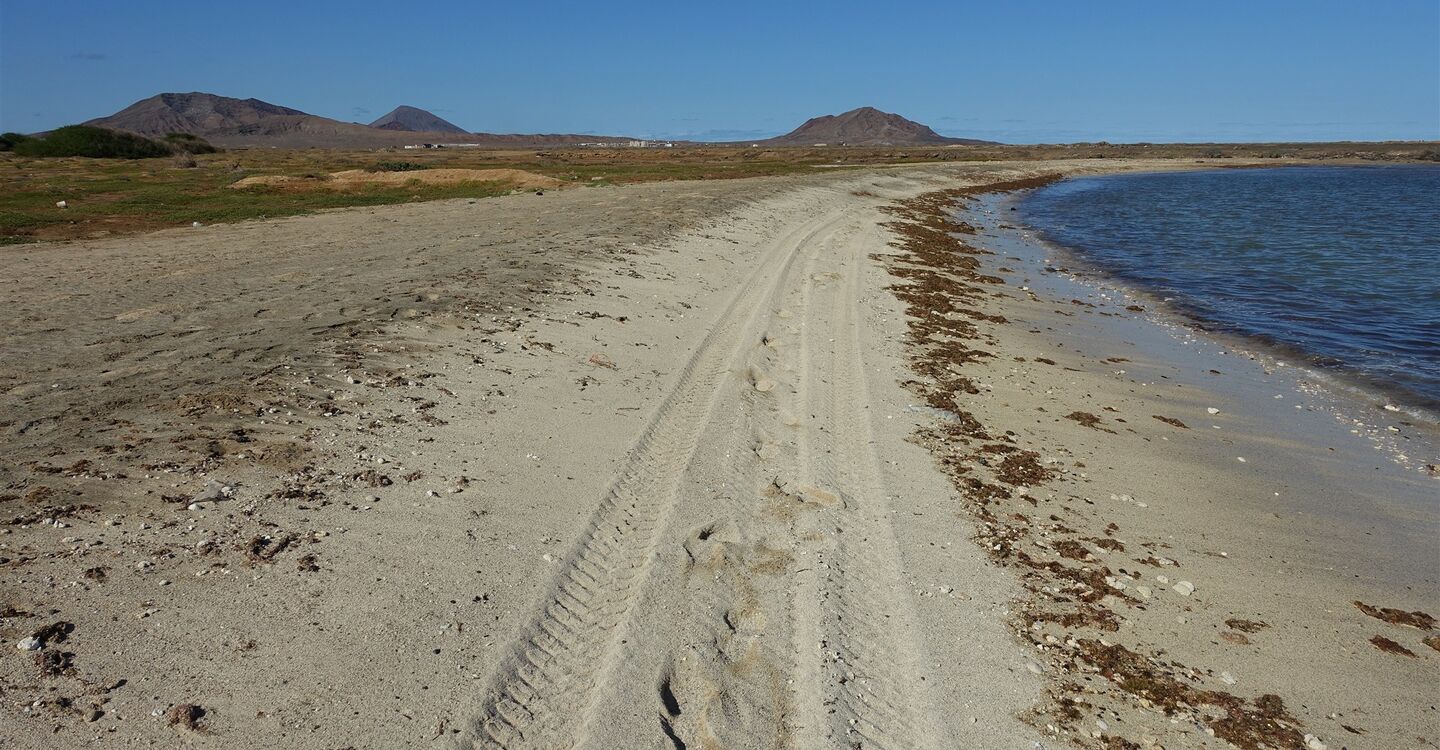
[458,206,845,750]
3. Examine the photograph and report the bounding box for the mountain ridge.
[83,92,632,148]
[368,106,467,134]
[760,106,994,146]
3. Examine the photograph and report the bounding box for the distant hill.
[84,92,308,137]
[83,92,633,148]
[760,106,995,146]
[369,106,467,134]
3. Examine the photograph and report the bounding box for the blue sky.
[2,0,1436,143]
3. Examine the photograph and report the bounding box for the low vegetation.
[370,161,429,172]
[0,126,219,160]
[7,125,174,159]
[1,139,1434,244]
[163,132,220,154]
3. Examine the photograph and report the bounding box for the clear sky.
[2,0,1436,143]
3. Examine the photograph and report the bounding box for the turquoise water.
[1020,165,1440,412]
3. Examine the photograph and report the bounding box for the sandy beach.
[2,160,1435,750]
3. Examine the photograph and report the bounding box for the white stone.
[16,636,41,651]
[1172,580,1195,596]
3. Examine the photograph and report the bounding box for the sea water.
[1020,165,1440,413]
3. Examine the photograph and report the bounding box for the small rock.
[1135,585,1153,600]
[1236,457,1247,463]
[16,636,41,651]
[191,479,235,504]
[1304,734,1328,750]
[56,200,69,209]
[1025,661,1044,674]
[191,221,203,228]
[1206,407,1220,414]
[1220,671,1237,685]
[1172,580,1195,596]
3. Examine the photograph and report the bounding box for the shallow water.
[1020,165,1440,412]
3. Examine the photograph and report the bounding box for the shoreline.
[2,159,1434,749]
[879,177,1438,748]
[1010,165,1440,426]
[1000,185,1440,476]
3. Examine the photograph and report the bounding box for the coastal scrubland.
[2,140,1434,244]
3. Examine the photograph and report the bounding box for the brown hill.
[84,92,308,137]
[761,106,995,146]
[369,106,467,134]
[84,92,633,148]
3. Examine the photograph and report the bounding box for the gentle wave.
[1020,165,1440,412]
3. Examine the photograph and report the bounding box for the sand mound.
[230,168,564,191]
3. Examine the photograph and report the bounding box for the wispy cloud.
[69,52,107,61]
[351,106,371,117]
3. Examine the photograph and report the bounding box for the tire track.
[790,218,942,749]
[458,204,848,750]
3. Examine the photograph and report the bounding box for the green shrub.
[371,161,429,172]
[163,132,219,154]
[13,125,173,159]
[0,132,33,152]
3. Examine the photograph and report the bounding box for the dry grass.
[2,140,1434,244]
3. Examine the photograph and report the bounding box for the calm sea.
[1019,165,1440,412]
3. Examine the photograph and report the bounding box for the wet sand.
[1,159,1434,749]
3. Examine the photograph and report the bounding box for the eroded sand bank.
[1,160,1434,749]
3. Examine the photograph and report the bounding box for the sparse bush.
[172,152,198,168]
[1416,149,1440,162]
[1198,147,1226,158]
[371,161,428,172]
[163,132,219,154]
[12,125,172,159]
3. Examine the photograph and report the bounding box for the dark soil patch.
[245,533,297,564]
[1065,411,1114,432]
[1152,415,1189,429]
[1354,601,1436,630]
[1370,635,1416,657]
[166,703,207,731]
[1076,639,1305,750]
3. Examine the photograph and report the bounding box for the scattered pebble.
[1026,661,1045,674]
[1172,580,1195,596]
[16,636,41,651]
[1304,734,1328,750]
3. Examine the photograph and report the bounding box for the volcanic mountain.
[84,92,309,137]
[83,92,632,148]
[368,106,467,134]
[761,106,994,146]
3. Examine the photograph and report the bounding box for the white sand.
[2,159,1433,749]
